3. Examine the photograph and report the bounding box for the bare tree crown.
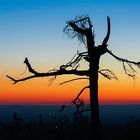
[7,16,140,102]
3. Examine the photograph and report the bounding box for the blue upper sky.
[0,0,140,72]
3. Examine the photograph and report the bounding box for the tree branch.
[23,57,38,74]
[102,16,110,47]
[68,21,86,34]
[63,16,92,45]
[73,86,89,103]
[7,58,89,84]
[60,51,88,70]
[7,75,38,84]
[107,49,140,65]
[99,69,118,80]
[107,49,140,77]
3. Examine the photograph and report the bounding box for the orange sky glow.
[0,0,140,105]
[1,73,140,105]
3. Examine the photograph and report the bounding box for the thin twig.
[99,69,118,80]
[48,76,57,86]
[59,77,89,85]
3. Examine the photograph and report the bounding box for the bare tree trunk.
[89,55,101,140]
[85,25,100,139]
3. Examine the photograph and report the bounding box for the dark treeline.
[0,104,140,140]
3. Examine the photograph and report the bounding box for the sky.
[0,0,140,105]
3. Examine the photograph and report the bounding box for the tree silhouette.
[7,16,140,139]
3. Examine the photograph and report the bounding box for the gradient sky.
[0,0,140,105]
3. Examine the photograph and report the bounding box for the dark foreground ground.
[1,104,140,140]
[0,112,140,140]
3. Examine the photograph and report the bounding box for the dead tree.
[7,16,140,139]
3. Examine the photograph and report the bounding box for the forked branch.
[7,58,89,84]
[107,49,140,65]
[107,49,140,78]
[73,86,89,103]
[60,51,88,70]
[64,15,93,45]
